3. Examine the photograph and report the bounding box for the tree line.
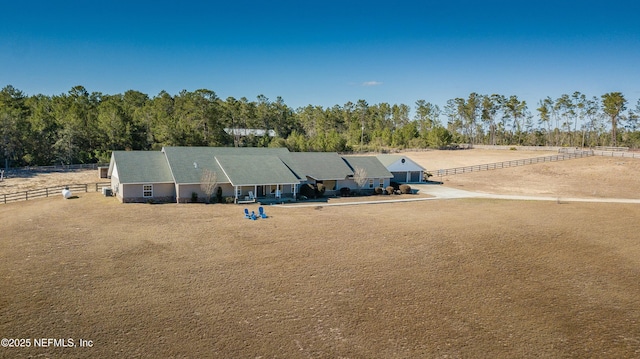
[1,85,638,169]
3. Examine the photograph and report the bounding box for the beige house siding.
[176,183,236,203]
[110,164,121,200]
[120,183,175,203]
[340,177,391,191]
[177,184,204,203]
[177,183,297,203]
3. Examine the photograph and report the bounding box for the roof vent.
[193,162,198,169]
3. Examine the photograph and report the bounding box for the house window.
[379,179,384,188]
[143,184,153,198]
[368,179,374,188]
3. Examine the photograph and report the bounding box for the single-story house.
[108,151,175,203]
[375,154,426,183]
[279,152,355,195]
[162,146,298,203]
[342,155,397,190]
[107,147,394,203]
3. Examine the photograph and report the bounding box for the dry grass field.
[404,150,640,200]
[0,169,99,195]
[2,150,640,358]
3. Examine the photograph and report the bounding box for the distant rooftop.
[224,128,277,137]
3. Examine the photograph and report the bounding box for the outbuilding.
[375,154,426,183]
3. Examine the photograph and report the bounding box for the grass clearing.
[2,193,640,358]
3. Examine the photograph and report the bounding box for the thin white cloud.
[362,81,383,87]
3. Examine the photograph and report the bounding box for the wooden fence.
[591,150,640,159]
[432,151,594,177]
[1,182,111,204]
[560,147,640,159]
[594,146,630,152]
[471,145,563,152]
[14,163,108,172]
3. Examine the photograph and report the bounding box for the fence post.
[85,184,88,192]
[46,188,48,197]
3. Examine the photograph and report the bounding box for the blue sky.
[1,0,639,115]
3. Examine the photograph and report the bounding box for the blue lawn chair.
[259,206,267,218]
[244,208,250,219]
[250,211,257,220]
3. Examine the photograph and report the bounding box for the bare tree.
[200,168,218,203]
[353,165,368,189]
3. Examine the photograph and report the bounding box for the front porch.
[233,183,298,204]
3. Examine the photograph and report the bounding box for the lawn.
[1,192,639,358]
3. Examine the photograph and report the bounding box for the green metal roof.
[112,147,393,188]
[162,146,290,184]
[374,154,402,167]
[110,151,174,184]
[279,152,354,180]
[342,156,394,179]
[215,155,299,186]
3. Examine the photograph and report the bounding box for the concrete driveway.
[412,184,640,204]
[276,184,640,208]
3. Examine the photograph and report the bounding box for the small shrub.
[316,183,326,197]
[510,147,517,151]
[216,186,223,203]
[339,187,351,197]
[399,184,412,194]
[191,192,199,203]
[299,183,316,198]
[225,196,235,204]
[386,186,396,195]
[374,187,383,195]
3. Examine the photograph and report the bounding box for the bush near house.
[299,183,326,199]
[299,184,316,199]
[399,184,412,194]
[374,187,383,195]
[386,186,396,195]
[216,187,223,203]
